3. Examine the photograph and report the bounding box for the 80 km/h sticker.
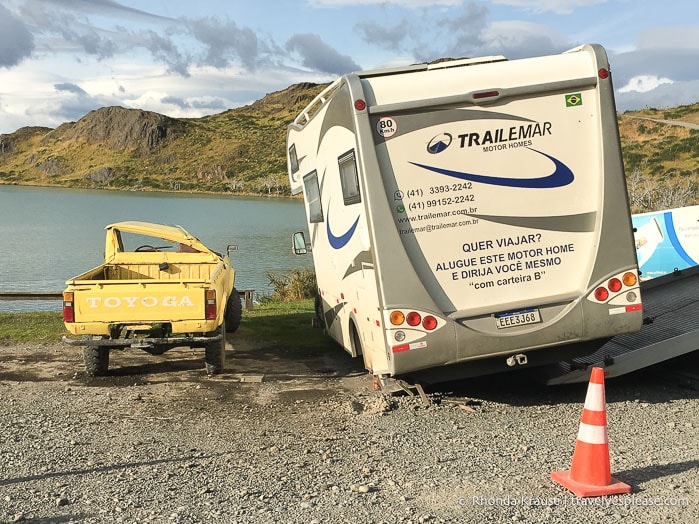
[376,116,397,138]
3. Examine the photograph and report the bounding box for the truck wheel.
[205,321,226,375]
[83,346,109,376]
[225,289,243,334]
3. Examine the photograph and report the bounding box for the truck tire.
[83,346,109,376]
[225,289,243,334]
[205,321,226,375]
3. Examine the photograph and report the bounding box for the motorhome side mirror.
[227,244,238,256]
[292,231,309,255]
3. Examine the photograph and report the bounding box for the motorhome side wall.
[287,82,390,374]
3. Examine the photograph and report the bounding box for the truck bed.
[69,253,223,283]
[103,262,217,281]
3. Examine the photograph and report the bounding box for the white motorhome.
[288,44,643,382]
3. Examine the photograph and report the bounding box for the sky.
[1,0,699,134]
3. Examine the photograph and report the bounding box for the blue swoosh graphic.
[327,210,360,249]
[410,148,574,188]
[664,212,696,266]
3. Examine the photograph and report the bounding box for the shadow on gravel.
[81,353,206,387]
[76,337,367,395]
[0,452,223,487]
[414,360,699,407]
[3,339,695,408]
[616,459,699,490]
[11,517,89,523]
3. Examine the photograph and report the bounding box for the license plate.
[494,308,541,329]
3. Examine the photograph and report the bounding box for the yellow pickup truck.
[62,221,241,376]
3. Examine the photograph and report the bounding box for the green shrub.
[265,268,317,301]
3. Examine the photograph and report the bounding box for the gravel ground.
[0,335,697,524]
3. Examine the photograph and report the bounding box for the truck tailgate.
[71,281,208,323]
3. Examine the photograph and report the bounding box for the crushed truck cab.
[62,221,242,376]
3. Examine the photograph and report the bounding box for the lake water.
[0,185,311,312]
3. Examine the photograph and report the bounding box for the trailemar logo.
[427,133,453,154]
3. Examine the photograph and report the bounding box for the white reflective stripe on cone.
[577,421,608,445]
[583,383,606,412]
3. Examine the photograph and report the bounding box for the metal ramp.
[540,265,699,385]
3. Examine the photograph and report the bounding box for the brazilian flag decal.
[565,93,582,107]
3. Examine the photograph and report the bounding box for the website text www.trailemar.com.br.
[460,495,690,508]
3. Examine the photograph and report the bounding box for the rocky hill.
[0,82,327,196]
[0,83,697,209]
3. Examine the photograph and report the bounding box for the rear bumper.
[61,333,222,349]
[63,318,221,336]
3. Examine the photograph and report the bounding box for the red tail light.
[422,315,438,330]
[406,311,422,326]
[608,278,622,293]
[205,289,217,320]
[63,292,75,323]
[594,287,609,302]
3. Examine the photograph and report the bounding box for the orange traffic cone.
[550,367,632,497]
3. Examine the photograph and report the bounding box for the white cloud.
[3,0,699,133]
[490,0,608,14]
[611,48,699,86]
[636,26,699,51]
[0,3,34,67]
[616,79,699,111]
[0,59,333,133]
[619,75,674,94]
[308,0,459,5]
[478,20,570,57]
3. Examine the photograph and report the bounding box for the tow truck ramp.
[539,264,699,385]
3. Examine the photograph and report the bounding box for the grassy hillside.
[0,82,328,196]
[0,84,697,210]
[618,106,699,212]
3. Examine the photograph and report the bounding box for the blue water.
[0,185,311,311]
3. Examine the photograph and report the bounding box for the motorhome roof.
[355,55,507,78]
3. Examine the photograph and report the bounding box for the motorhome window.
[339,150,361,205]
[303,170,324,223]
[289,144,299,174]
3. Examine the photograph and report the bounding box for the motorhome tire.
[205,321,226,375]
[350,324,363,357]
[314,293,325,329]
[83,345,109,376]
[225,290,243,333]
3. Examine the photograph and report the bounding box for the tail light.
[63,292,75,323]
[388,310,438,331]
[422,315,438,330]
[205,289,217,320]
[406,311,421,326]
[608,278,622,293]
[389,311,405,326]
[591,271,639,304]
[622,272,637,287]
[594,287,609,302]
